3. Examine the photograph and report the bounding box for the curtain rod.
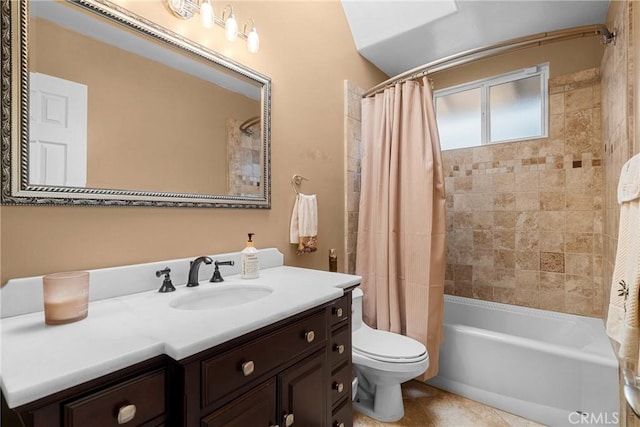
[362,24,615,98]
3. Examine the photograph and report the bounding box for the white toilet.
[351,287,429,422]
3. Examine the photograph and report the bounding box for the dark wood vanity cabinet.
[328,292,353,427]
[2,356,170,427]
[3,291,356,427]
[176,291,354,427]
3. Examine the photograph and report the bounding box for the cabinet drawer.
[329,295,350,326]
[201,379,276,427]
[331,397,353,427]
[64,369,165,427]
[330,363,351,407]
[202,310,327,407]
[330,325,350,368]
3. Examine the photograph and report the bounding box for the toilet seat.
[353,327,427,363]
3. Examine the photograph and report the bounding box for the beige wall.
[1,1,386,284]
[432,36,604,90]
[32,18,260,194]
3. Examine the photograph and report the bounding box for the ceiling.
[341,0,611,77]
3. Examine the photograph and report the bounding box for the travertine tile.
[565,274,595,297]
[540,252,565,273]
[454,176,473,193]
[516,232,539,252]
[565,253,593,276]
[515,251,540,271]
[473,230,493,250]
[473,211,495,230]
[515,211,538,231]
[493,230,516,250]
[539,170,565,190]
[453,212,473,229]
[515,270,540,290]
[493,173,515,192]
[539,231,564,252]
[549,92,565,115]
[565,233,594,254]
[537,211,564,231]
[493,211,517,230]
[539,272,565,292]
[565,87,593,113]
[493,250,515,269]
[515,192,539,211]
[565,211,595,233]
[494,193,515,211]
[540,191,565,210]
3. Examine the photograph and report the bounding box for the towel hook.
[291,174,309,195]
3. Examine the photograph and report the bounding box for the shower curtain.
[356,78,446,380]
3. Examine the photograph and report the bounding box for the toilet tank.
[352,287,363,331]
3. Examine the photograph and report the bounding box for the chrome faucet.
[187,256,212,287]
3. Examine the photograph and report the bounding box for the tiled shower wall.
[601,2,640,426]
[602,0,635,320]
[344,81,364,274]
[443,68,604,317]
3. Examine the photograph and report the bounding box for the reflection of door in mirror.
[29,72,88,187]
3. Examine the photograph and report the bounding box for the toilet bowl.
[351,287,429,422]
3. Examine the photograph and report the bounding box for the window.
[434,64,549,150]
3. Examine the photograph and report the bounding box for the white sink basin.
[169,284,273,310]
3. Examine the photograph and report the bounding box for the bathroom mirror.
[0,0,271,208]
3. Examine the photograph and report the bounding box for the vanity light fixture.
[245,20,260,54]
[222,5,238,42]
[164,0,259,53]
[200,0,214,28]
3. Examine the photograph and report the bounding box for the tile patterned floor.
[353,381,545,427]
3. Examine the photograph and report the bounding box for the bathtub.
[427,295,620,427]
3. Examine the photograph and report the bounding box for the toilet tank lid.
[353,327,427,361]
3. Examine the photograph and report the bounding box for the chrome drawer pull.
[334,344,345,354]
[333,382,344,393]
[333,307,343,318]
[117,404,136,424]
[283,413,295,427]
[241,360,255,376]
[334,422,345,427]
[304,330,315,343]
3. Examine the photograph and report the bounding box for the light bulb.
[225,14,238,41]
[200,0,213,28]
[247,27,259,53]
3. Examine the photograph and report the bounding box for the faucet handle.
[210,260,235,282]
[155,267,176,293]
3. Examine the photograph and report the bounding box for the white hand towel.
[290,193,318,255]
[607,153,640,365]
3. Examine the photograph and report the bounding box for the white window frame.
[434,63,549,146]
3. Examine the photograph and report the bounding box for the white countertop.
[0,261,361,409]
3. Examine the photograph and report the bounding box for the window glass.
[435,87,481,150]
[434,64,548,150]
[489,75,542,143]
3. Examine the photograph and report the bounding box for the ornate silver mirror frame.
[0,0,271,208]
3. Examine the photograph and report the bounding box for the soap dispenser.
[241,233,260,279]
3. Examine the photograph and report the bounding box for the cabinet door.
[278,350,327,427]
[201,379,276,427]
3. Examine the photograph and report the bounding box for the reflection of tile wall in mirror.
[227,119,262,197]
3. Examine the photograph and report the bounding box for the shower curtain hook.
[291,174,309,195]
